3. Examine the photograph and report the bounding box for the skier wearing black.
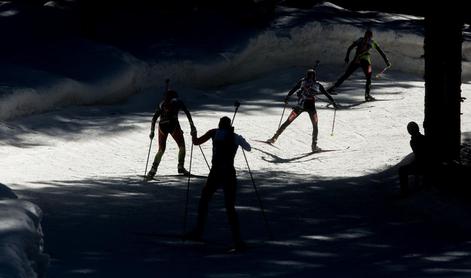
[145,89,196,180]
[187,116,251,251]
[328,29,391,101]
[267,69,338,152]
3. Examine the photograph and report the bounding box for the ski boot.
[266,136,277,144]
[144,168,156,181]
[311,143,322,153]
[365,94,376,101]
[178,166,191,176]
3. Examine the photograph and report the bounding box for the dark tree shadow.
[12,157,471,277]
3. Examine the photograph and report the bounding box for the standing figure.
[145,90,196,180]
[187,116,251,251]
[328,29,391,101]
[267,69,338,152]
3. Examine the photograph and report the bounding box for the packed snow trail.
[2,68,471,276]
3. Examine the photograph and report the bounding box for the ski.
[253,139,280,149]
[133,232,254,253]
[139,173,206,182]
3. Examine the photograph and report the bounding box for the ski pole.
[277,103,287,130]
[233,101,272,240]
[331,108,337,136]
[375,65,391,79]
[198,145,210,171]
[143,139,153,181]
[242,149,273,240]
[231,100,241,125]
[183,143,194,234]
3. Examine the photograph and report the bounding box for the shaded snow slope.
[1,2,470,121]
[0,184,48,278]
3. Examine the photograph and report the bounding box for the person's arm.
[320,84,338,108]
[180,101,196,133]
[149,107,161,139]
[345,40,359,64]
[235,134,251,151]
[192,129,215,146]
[374,41,391,67]
[285,79,302,103]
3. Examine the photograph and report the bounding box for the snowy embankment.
[1,2,470,121]
[0,183,48,278]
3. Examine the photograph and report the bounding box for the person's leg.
[170,124,186,173]
[268,108,301,143]
[361,60,373,100]
[308,110,319,151]
[329,62,360,92]
[223,169,243,247]
[147,127,169,178]
[191,171,218,238]
[399,162,416,195]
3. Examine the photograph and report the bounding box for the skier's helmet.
[165,89,178,100]
[306,69,316,80]
[219,116,232,130]
[407,121,420,136]
[365,29,373,38]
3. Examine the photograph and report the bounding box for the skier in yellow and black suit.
[328,29,391,101]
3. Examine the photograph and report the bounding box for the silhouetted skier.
[145,90,196,180]
[328,29,391,101]
[187,116,251,251]
[267,68,338,152]
[399,121,431,194]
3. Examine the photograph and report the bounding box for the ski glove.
[190,125,197,137]
[149,131,155,139]
[284,96,289,104]
[344,57,349,64]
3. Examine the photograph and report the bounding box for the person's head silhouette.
[407,121,421,136]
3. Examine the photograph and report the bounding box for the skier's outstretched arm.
[374,42,391,67]
[149,108,161,139]
[236,134,251,152]
[345,41,358,64]
[192,129,214,146]
[320,84,338,108]
[285,79,302,103]
[181,101,196,133]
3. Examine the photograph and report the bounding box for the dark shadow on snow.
[12,157,471,277]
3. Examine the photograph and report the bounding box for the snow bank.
[1,2,469,120]
[146,2,470,88]
[0,42,146,120]
[0,183,48,278]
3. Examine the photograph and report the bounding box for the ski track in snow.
[1,69,471,276]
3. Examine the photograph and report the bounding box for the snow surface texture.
[0,184,48,278]
[1,2,471,277]
[1,68,471,276]
[0,2,470,120]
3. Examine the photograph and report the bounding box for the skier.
[145,89,196,180]
[267,68,338,152]
[186,116,251,251]
[328,29,391,101]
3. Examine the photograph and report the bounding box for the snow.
[0,184,48,278]
[1,2,471,277]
